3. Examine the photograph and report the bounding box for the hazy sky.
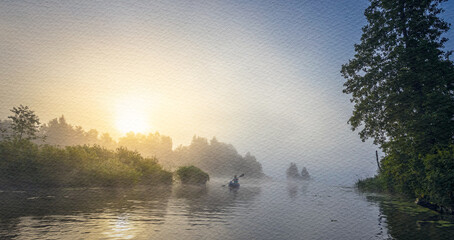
[1,0,453,185]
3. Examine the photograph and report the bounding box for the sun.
[115,97,151,134]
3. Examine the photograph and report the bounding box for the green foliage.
[0,140,172,188]
[356,175,386,193]
[358,145,454,206]
[1,106,263,184]
[175,166,210,185]
[6,105,41,141]
[422,146,454,206]
[345,0,454,207]
[341,0,454,154]
[6,112,264,178]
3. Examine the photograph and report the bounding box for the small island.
[286,162,310,180]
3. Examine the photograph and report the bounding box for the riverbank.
[356,175,454,215]
[355,144,454,215]
[0,140,174,188]
[416,198,454,215]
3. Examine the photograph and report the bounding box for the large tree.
[342,0,454,154]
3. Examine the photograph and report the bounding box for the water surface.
[1,179,453,239]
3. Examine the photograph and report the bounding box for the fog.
[1,0,453,186]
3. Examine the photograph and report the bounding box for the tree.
[286,162,301,179]
[0,120,13,140]
[341,0,454,154]
[301,167,310,180]
[100,133,116,149]
[7,105,41,141]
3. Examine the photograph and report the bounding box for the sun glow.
[115,97,151,134]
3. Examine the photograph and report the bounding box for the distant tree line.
[0,111,264,179]
[0,106,173,187]
[171,136,264,178]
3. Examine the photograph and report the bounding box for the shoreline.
[415,198,454,215]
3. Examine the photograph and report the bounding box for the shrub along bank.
[0,140,173,188]
[175,165,210,185]
[357,145,454,210]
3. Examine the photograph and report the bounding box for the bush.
[356,175,385,192]
[356,144,454,207]
[0,140,172,188]
[175,166,209,185]
[422,146,454,206]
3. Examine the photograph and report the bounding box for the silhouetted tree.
[344,0,454,205]
[0,120,13,140]
[7,105,41,141]
[301,167,310,180]
[341,0,454,154]
[286,162,301,179]
[40,115,100,146]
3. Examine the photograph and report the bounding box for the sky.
[1,0,453,185]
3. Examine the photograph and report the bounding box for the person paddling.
[232,175,239,184]
[228,174,244,188]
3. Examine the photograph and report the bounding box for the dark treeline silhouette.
[0,115,264,178]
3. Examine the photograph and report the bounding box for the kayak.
[228,181,240,188]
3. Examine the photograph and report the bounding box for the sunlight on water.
[103,214,135,240]
[0,180,453,239]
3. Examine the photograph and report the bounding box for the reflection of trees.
[287,182,299,199]
[301,181,309,195]
[286,180,310,199]
[365,195,454,239]
[0,186,172,238]
[173,184,261,222]
[286,163,310,180]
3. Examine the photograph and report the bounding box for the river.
[0,179,453,239]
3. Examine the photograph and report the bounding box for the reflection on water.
[0,181,261,239]
[363,194,454,240]
[286,180,310,200]
[1,179,453,239]
[0,186,172,239]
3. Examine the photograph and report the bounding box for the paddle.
[222,173,244,187]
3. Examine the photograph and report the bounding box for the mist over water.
[1,1,454,238]
[1,179,452,239]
